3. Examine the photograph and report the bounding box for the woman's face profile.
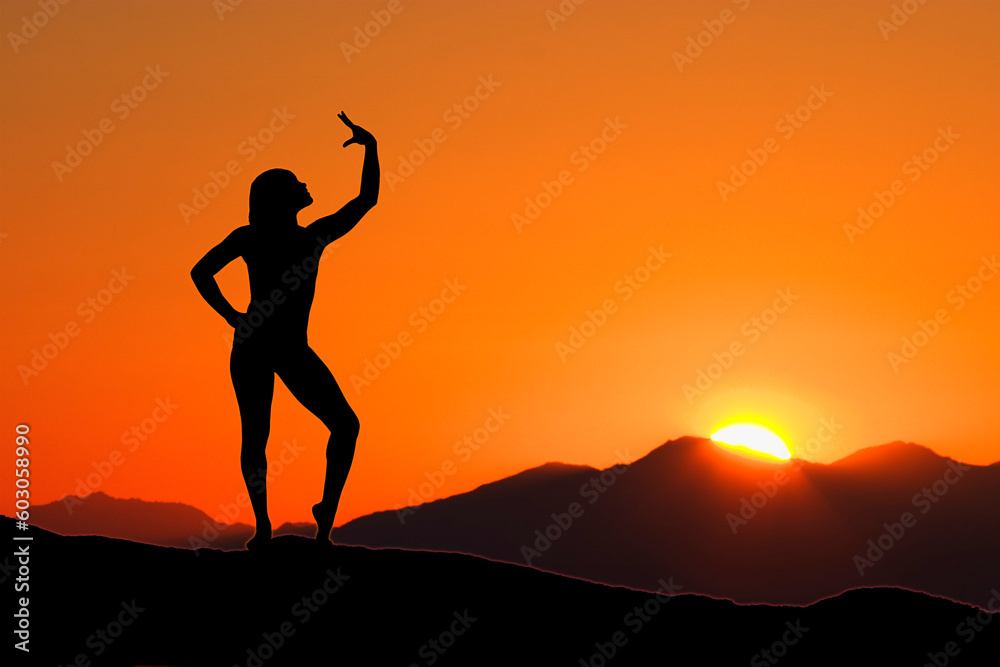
[249,169,314,226]
[273,171,312,213]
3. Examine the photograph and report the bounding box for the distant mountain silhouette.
[834,440,962,474]
[32,438,1000,607]
[32,491,256,549]
[6,516,998,666]
[331,437,1000,608]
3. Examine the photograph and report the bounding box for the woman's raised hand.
[338,111,375,148]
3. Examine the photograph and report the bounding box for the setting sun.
[711,423,792,462]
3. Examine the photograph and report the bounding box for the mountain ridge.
[29,437,1000,608]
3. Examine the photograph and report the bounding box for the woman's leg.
[230,343,276,549]
[275,345,359,542]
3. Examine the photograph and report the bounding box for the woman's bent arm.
[191,227,247,327]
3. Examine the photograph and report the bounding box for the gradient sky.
[2,0,998,527]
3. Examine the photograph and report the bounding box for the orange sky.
[2,0,998,527]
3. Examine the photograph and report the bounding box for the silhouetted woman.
[191,112,378,549]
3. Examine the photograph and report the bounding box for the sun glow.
[711,423,792,461]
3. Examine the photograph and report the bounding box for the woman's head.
[248,168,312,227]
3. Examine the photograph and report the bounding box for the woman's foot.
[246,524,272,551]
[313,502,334,543]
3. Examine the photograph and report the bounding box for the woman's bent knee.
[345,411,360,437]
[327,410,360,437]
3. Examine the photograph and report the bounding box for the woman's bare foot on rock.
[313,503,334,544]
[246,524,272,551]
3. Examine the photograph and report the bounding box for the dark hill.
[5,517,998,666]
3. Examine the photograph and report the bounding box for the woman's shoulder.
[220,225,255,257]
[231,224,259,245]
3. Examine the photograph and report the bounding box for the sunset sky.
[2,0,998,527]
